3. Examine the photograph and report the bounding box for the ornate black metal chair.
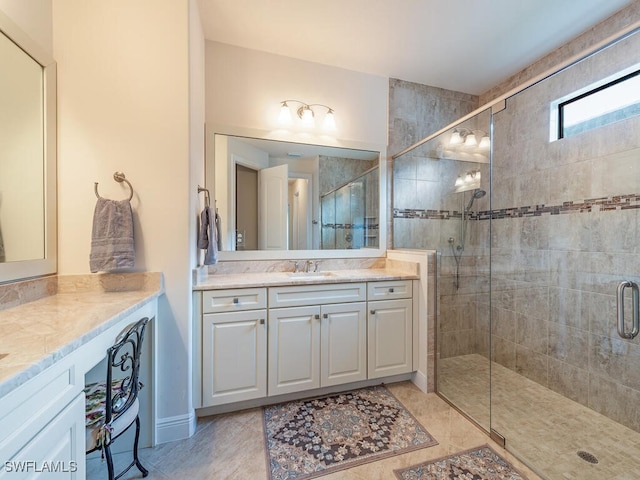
[85,317,151,480]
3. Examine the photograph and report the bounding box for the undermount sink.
[287,271,335,278]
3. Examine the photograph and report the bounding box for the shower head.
[465,189,486,211]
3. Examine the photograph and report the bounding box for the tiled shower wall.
[388,79,479,246]
[489,28,640,432]
[387,79,482,388]
[389,8,640,433]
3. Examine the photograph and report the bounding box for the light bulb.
[323,109,336,131]
[479,135,490,149]
[300,106,315,127]
[455,176,464,187]
[278,102,292,124]
[464,133,477,147]
[450,130,462,145]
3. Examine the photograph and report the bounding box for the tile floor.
[439,354,640,480]
[87,381,542,480]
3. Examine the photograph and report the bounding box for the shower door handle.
[616,280,639,339]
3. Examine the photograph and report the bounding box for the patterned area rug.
[394,445,528,480]
[263,386,438,480]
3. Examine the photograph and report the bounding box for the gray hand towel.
[90,197,135,273]
[198,205,218,265]
[0,222,5,262]
[215,211,222,251]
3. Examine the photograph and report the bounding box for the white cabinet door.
[3,394,85,479]
[202,310,267,406]
[321,302,367,387]
[368,299,413,378]
[268,306,320,395]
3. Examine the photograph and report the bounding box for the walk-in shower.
[393,21,640,480]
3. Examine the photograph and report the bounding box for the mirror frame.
[206,125,387,261]
[0,11,57,283]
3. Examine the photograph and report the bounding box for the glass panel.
[321,191,335,249]
[320,167,378,250]
[392,108,492,431]
[491,27,640,479]
[334,185,351,249]
[363,169,379,248]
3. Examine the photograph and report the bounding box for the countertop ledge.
[0,273,164,400]
[194,268,419,290]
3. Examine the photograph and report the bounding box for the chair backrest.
[104,317,150,425]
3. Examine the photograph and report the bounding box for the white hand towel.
[90,198,135,273]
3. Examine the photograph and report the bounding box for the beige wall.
[0,0,52,56]
[53,0,201,442]
[205,41,388,150]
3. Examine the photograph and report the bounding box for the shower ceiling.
[198,0,634,95]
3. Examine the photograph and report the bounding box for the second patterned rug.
[263,385,438,480]
[394,445,529,480]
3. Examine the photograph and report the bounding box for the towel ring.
[94,172,134,201]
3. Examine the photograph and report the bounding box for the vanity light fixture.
[454,170,481,190]
[278,100,336,131]
[449,128,489,149]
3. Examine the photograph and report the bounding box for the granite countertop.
[0,273,163,399]
[194,267,419,290]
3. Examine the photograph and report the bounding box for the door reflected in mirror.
[211,134,380,251]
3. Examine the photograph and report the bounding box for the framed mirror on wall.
[206,132,387,260]
[0,11,57,283]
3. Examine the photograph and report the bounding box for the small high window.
[555,68,640,139]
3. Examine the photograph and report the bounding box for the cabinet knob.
[314,314,320,320]
[389,288,395,293]
[323,313,328,319]
[233,297,239,304]
[259,318,265,325]
[370,310,376,315]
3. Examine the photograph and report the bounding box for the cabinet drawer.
[202,288,267,313]
[0,353,83,463]
[269,283,366,308]
[367,280,412,300]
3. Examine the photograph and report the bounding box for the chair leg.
[133,416,149,477]
[105,443,115,480]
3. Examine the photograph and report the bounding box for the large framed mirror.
[0,11,56,283]
[206,132,387,260]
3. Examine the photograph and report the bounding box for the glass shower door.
[489,26,640,480]
[392,107,493,432]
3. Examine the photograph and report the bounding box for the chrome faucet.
[305,260,314,272]
[289,260,301,273]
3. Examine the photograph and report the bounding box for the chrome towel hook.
[94,171,134,201]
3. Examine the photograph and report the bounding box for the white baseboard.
[411,370,428,393]
[155,410,197,444]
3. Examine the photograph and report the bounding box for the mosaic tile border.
[394,192,640,221]
[322,223,380,230]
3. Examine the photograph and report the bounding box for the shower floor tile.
[439,354,640,480]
